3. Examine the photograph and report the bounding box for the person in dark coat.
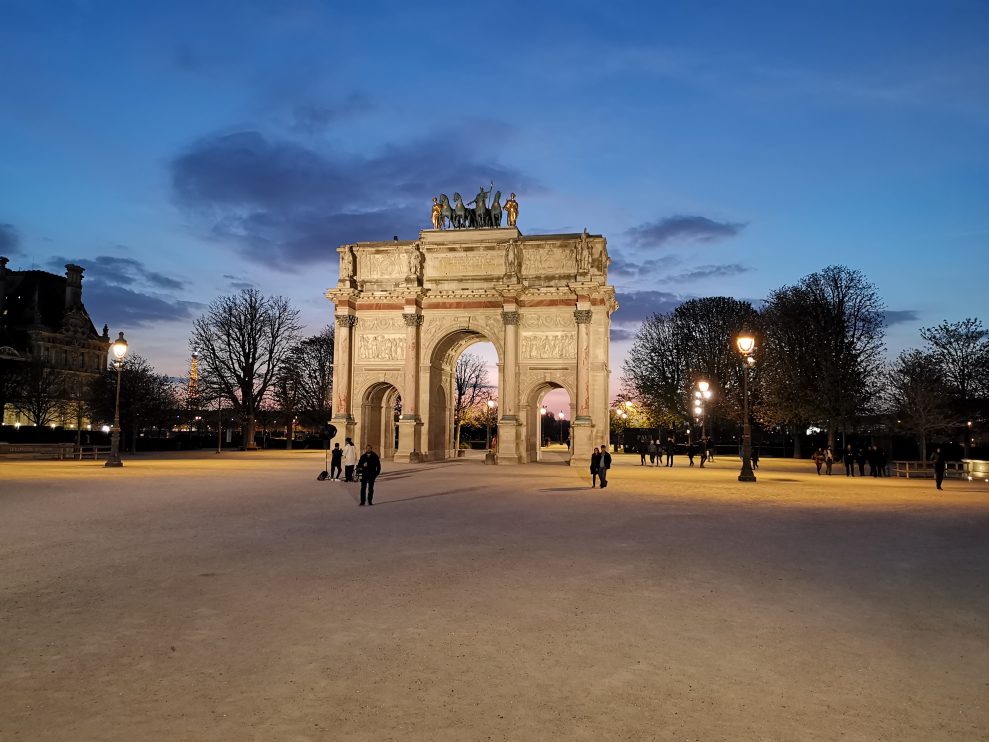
[637,440,647,466]
[844,445,855,476]
[812,448,824,475]
[329,443,343,481]
[750,446,760,469]
[931,447,947,491]
[687,442,696,466]
[356,445,382,505]
[666,437,675,467]
[599,444,612,488]
[590,447,601,488]
[856,447,867,477]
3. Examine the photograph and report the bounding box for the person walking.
[687,442,696,467]
[706,438,716,462]
[844,445,855,476]
[812,448,825,475]
[329,442,343,481]
[825,447,834,476]
[590,447,601,488]
[356,445,382,505]
[638,440,647,466]
[342,437,358,482]
[666,437,675,467]
[599,444,612,488]
[750,446,760,469]
[699,446,708,468]
[931,447,947,491]
[647,439,657,465]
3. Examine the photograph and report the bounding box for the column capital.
[574,309,593,325]
[403,313,424,327]
[502,311,520,326]
[335,314,358,327]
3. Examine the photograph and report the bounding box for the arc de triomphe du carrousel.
[325,190,617,467]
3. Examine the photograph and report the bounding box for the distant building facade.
[0,257,109,426]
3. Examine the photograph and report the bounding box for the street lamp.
[735,333,756,482]
[485,399,497,464]
[540,406,547,448]
[105,332,128,468]
[557,410,566,444]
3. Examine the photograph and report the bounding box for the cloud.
[45,255,196,327]
[222,273,258,291]
[626,215,746,248]
[610,256,670,280]
[0,223,21,255]
[615,290,686,322]
[885,309,919,326]
[170,127,538,268]
[669,263,752,282]
[47,255,184,291]
[610,326,638,342]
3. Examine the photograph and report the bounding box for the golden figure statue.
[430,196,442,230]
[504,192,519,227]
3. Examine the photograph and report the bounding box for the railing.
[75,445,111,460]
[892,461,966,479]
[0,443,76,460]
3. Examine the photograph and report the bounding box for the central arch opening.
[361,382,400,460]
[528,384,573,464]
[425,328,501,461]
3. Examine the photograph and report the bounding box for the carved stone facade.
[325,226,617,465]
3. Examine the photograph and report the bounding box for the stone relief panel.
[353,371,404,404]
[358,316,404,333]
[522,247,574,276]
[520,313,576,331]
[521,332,577,359]
[428,252,503,278]
[358,252,404,280]
[358,333,406,362]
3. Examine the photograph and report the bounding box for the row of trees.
[622,265,988,459]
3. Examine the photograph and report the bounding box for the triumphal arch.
[325,219,616,467]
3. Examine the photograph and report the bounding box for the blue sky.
[2,0,987,395]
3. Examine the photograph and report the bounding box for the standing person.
[844,445,855,476]
[856,447,867,477]
[356,445,382,505]
[590,447,601,488]
[931,447,947,491]
[647,439,657,465]
[599,444,612,488]
[666,437,675,467]
[825,447,834,476]
[812,448,824,475]
[699,446,708,468]
[687,442,696,466]
[329,443,343,481]
[342,437,358,482]
[750,446,760,469]
[706,438,716,462]
[638,440,647,466]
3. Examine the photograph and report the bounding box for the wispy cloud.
[626,215,746,248]
[885,309,919,326]
[669,263,752,282]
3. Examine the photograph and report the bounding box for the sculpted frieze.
[429,252,502,277]
[357,333,406,362]
[358,316,404,332]
[520,313,576,330]
[522,247,573,276]
[521,332,577,359]
[358,252,404,280]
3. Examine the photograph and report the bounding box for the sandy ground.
[1,451,987,741]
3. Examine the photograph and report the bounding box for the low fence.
[891,461,966,479]
[0,442,76,460]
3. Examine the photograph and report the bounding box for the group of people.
[589,445,612,488]
[635,437,726,468]
[325,438,382,506]
[810,444,892,477]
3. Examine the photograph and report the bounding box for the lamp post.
[735,333,757,482]
[216,396,222,454]
[557,410,565,444]
[485,399,497,465]
[692,380,713,442]
[540,406,547,448]
[105,332,128,468]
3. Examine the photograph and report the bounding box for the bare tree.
[887,350,957,462]
[190,289,302,450]
[88,354,177,451]
[10,359,66,427]
[453,352,488,449]
[920,318,989,457]
[295,326,334,425]
[762,266,885,449]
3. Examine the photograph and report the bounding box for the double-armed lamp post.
[736,333,757,482]
[692,380,713,443]
[105,332,128,468]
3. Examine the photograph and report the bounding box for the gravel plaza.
[1,451,987,741]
